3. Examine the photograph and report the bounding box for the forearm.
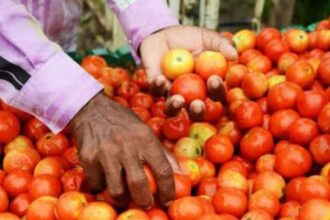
[0,1,102,133]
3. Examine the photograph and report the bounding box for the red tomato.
[267,82,303,112]
[162,115,191,140]
[212,187,248,217]
[117,81,140,100]
[0,213,20,220]
[3,170,32,198]
[255,154,275,173]
[34,157,67,177]
[218,121,242,146]
[318,103,330,133]
[241,209,273,220]
[253,171,286,199]
[61,167,85,192]
[24,117,50,141]
[81,55,107,78]
[297,90,328,119]
[28,174,62,199]
[278,52,299,73]
[99,67,125,88]
[113,96,129,107]
[204,134,234,164]
[132,69,149,90]
[315,29,330,51]
[318,58,330,85]
[285,29,309,53]
[298,199,330,220]
[246,55,272,73]
[240,127,274,161]
[0,186,9,212]
[147,117,165,138]
[226,88,248,104]
[217,170,248,193]
[203,98,224,123]
[225,64,249,88]
[279,201,301,218]
[286,60,316,88]
[3,147,41,173]
[37,133,69,157]
[26,196,58,220]
[198,213,238,220]
[147,208,169,220]
[9,193,33,217]
[309,134,330,165]
[130,93,154,109]
[170,74,207,104]
[239,49,262,65]
[55,191,88,220]
[249,189,280,217]
[195,157,216,178]
[275,144,312,178]
[241,72,268,99]
[233,101,263,129]
[0,170,5,185]
[168,196,207,220]
[285,177,306,201]
[256,28,282,51]
[269,109,300,139]
[288,118,319,146]
[151,100,166,118]
[0,111,20,143]
[62,147,80,167]
[265,39,290,63]
[174,173,192,199]
[1,101,31,121]
[220,160,249,178]
[197,177,217,197]
[299,176,330,204]
[131,106,151,122]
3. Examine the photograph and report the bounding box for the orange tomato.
[81,55,107,78]
[233,30,256,53]
[78,202,117,220]
[195,51,228,79]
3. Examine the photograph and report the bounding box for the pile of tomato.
[0,18,330,220]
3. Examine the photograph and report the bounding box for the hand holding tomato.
[69,92,179,208]
[140,25,237,119]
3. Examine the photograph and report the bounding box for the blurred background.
[78,0,330,51]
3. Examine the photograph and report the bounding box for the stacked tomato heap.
[0,18,330,220]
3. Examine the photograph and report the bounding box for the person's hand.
[140,25,238,120]
[69,92,179,208]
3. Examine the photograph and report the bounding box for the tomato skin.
[275,144,312,178]
[286,60,316,88]
[318,58,330,85]
[265,39,290,63]
[255,154,275,173]
[162,49,194,80]
[240,127,274,161]
[203,98,224,123]
[212,187,248,217]
[174,174,192,199]
[55,191,88,220]
[0,186,9,212]
[132,69,149,90]
[168,196,207,220]
[147,208,169,220]
[220,160,249,178]
[130,93,154,109]
[288,118,319,146]
[267,82,303,112]
[3,147,41,173]
[218,121,242,146]
[62,147,80,167]
[309,134,330,165]
[298,199,330,220]
[9,193,33,217]
[195,51,228,79]
[24,118,50,141]
[204,134,234,164]
[318,103,330,133]
[299,176,330,204]
[0,111,20,143]
[81,55,107,78]
[315,29,330,51]
[151,100,166,118]
[29,174,62,199]
[241,209,273,220]
[117,81,140,100]
[162,115,191,140]
[279,201,301,218]
[297,90,328,119]
[195,157,216,178]
[4,135,33,154]
[285,29,309,53]
[1,100,32,121]
[269,109,300,139]
[0,212,20,220]
[233,101,263,129]
[248,189,280,217]
[241,72,268,99]
[3,170,32,198]
[217,170,248,193]
[256,28,282,51]
[233,29,256,53]
[253,171,286,199]
[197,177,217,197]
[285,177,306,201]
[239,49,262,65]
[225,64,248,88]
[170,74,207,104]
[61,167,85,192]
[37,133,69,157]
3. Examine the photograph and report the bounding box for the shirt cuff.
[109,0,179,63]
[10,52,103,133]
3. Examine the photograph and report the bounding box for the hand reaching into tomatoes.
[140,25,238,120]
[69,92,180,208]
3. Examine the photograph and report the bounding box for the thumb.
[202,29,238,61]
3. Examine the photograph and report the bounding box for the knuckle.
[157,164,173,179]
[129,175,148,189]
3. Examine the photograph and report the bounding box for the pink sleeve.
[0,1,102,133]
[108,0,179,62]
